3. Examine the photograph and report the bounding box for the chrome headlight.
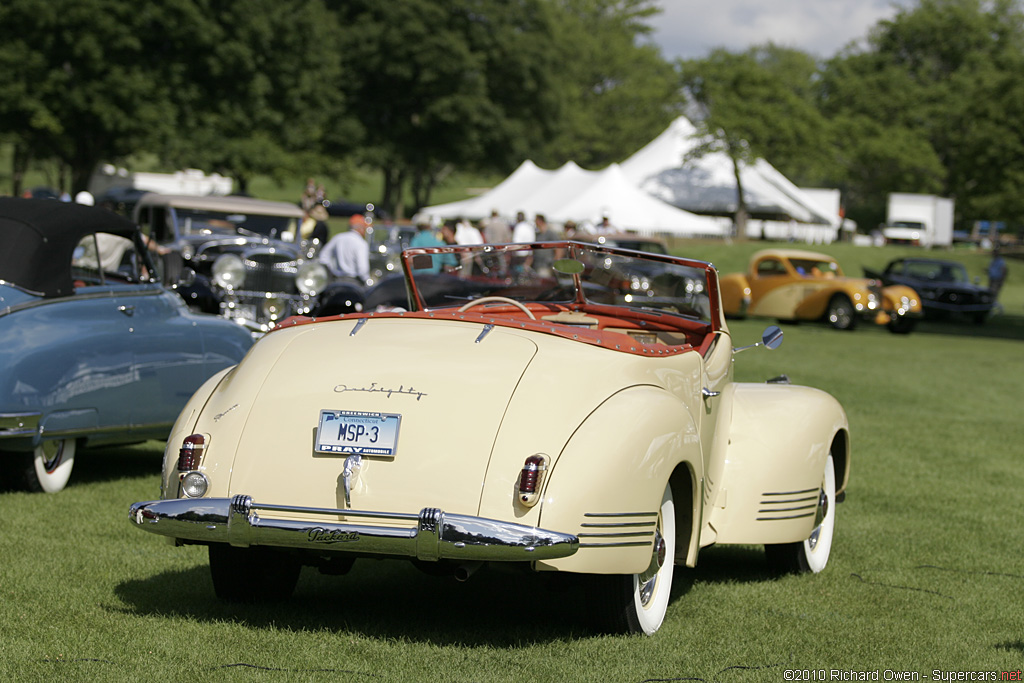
[212,254,246,289]
[296,261,329,296]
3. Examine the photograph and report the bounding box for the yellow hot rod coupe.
[129,241,850,635]
[719,249,921,332]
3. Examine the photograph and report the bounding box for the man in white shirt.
[320,214,370,282]
[511,211,536,243]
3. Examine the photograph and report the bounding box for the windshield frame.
[399,240,722,331]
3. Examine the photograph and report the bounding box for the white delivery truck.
[881,193,954,247]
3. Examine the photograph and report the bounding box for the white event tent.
[620,117,841,242]
[421,160,728,238]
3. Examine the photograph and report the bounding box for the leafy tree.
[162,0,350,195]
[679,45,830,236]
[327,0,565,217]
[820,0,1024,229]
[0,0,204,195]
[537,0,682,169]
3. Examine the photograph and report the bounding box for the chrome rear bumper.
[129,495,579,562]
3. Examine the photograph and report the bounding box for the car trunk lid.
[226,317,537,518]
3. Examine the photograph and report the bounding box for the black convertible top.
[0,197,137,298]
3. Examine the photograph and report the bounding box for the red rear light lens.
[518,454,548,507]
[178,434,206,471]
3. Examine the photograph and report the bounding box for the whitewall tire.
[592,482,676,635]
[29,439,77,493]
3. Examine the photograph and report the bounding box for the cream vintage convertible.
[129,240,850,635]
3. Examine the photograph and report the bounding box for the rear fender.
[705,382,849,546]
[159,326,307,498]
[534,385,702,575]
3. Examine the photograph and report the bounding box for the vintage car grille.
[243,254,300,295]
[756,488,820,521]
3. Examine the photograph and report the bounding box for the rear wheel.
[591,483,676,635]
[765,453,836,574]
[208,544,301,602]
[826,295,856,330]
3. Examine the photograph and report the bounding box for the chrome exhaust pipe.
[454,561,483,582]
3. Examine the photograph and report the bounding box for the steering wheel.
[457,296,536,320]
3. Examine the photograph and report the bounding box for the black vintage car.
[864,257,996,324]
[133,194,364,333]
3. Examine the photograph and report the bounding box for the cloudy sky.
[646,0,916,60]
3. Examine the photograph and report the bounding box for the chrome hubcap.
[638,530,665,606]
[40,441,65,474]
[807,484,829,551]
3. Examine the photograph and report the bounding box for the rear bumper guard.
[129,495,579,562]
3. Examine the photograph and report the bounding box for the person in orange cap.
[319,213,370,283]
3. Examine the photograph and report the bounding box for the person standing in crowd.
[301,178,318,212]
[300,204,329,244]
[510,211,535,271]
[531,214,558,275]
[987,247,1008,297]
[410,219,456,274]
[481,209,512,244]
[320,214,370,282]
[512,211,535,243]
[454,217,483,246]
[595,214,615,234]
[454,217,483,275]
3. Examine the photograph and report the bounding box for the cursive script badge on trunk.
[334,383,428,401]
[315,409,402,456]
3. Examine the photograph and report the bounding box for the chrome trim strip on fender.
[0,412,41,438]
[578,511,657,548]
[129,495,579,562]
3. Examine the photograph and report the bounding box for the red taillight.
[177,434,206,471]
[518,454,548,507]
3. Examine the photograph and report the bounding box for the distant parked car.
[324,198,371,218]
[133,194,362,333]
[366,223,416,284]
[719,249,922,333]
[0,198,254,493]
[578,233,670,255]
[864,257,996,324]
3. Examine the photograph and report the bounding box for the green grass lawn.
[2,242,1023,682]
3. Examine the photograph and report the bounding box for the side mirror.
[761,325,783,349]
[734,325,783,353]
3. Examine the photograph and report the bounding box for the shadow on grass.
[109,546,777,645]
[911,312,1024,341]
[68,441,164,487]
[685,545,778,585]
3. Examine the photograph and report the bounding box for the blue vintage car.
[0,198,254,492]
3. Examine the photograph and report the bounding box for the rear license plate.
[315,410,401,456]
